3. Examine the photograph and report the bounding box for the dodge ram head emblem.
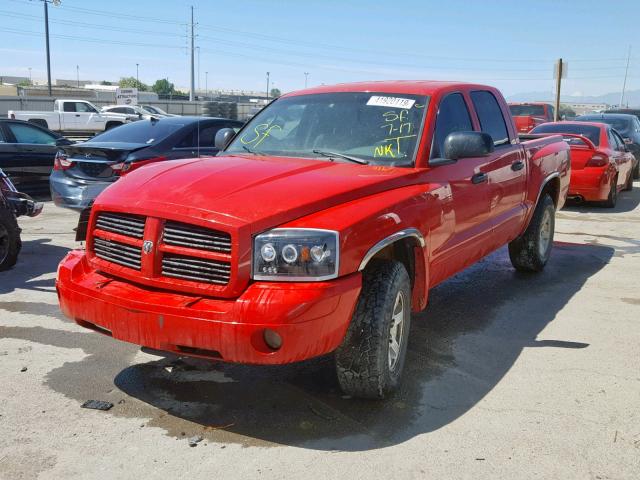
[142,240,154,254]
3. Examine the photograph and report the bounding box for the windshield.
[578,116,631,135]
[531,123,600,146]
[225,92,429,166]
[89,119,185,144]
[509,104,546,117]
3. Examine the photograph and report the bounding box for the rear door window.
[471,90,510,146]
[7,123,57,145]
[63,102,76,112]
[431,93,473,159]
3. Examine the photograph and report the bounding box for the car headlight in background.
[253,228,339,281]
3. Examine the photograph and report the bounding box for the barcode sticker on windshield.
[366,96,415,109]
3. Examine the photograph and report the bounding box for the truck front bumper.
[56,250,362,364]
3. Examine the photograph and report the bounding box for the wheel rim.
[0,223,9,265]
[388,291,405,372]
[538,209,552,258]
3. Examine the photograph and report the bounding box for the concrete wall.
[0,96,259,120]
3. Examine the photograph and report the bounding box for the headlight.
[253,228,339,281]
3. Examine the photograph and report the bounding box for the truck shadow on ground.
[0,239,69,294]
[110,242,613,451]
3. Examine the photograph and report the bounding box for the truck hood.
[96,154,425,231]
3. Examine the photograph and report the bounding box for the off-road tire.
[508,194,555,272]
[334,260,411,399]
[603,176,618,208]
[0,205,21,271]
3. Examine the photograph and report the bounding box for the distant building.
[55,78,96,88]
[563,102,610,116]
[0,75,29,85]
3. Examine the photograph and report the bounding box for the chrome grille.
[95,212,146,239]
[163,221,231,253]
[162,253,231,285]
[93,237,142,270]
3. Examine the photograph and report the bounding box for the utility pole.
[189,5,195,101]
[196,46,201,94]
[76,65,79,87]
[620,46,631,108]
[304,72,309,88]
[43,0,53,96]
[136,63,139,86]
[205,71,208,100]
[553,58,563,122]
[266,71,270,100]
[28,67,32,84]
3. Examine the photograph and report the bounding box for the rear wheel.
[509,194,555,272]
[0,204,21,271]
[603,176,618,208]
[334,260,411,399]
[623,170,633,191]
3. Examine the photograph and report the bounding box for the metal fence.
[0,96,258,120]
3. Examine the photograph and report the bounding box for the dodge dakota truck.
[8,100,129,136]
[56,81,570,399]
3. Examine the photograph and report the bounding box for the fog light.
[263,329,282,350]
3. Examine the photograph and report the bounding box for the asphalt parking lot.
[1,184,639,480]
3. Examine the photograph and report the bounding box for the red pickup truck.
[57,81,570,399]
[508,102,555,133]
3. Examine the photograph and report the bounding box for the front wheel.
[508,194,555,272]
[0,205,22,271]
[334,260,411,399]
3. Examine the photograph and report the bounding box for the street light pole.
[136,63,139,86]
[304,72,309,88]
[43,0,52,96]
[28,67,32,84]
[76,65,79,87]
[189,5,195,101]
[266,71,270,100]
[196,46,200,94]
[205,71,208,100]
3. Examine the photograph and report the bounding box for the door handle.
[511,160,525,171]
[75,114,81,117]
[471,172,488,184]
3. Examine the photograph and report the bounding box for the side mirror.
[214,128,236,150]
[444,131,494,160]
[55,138,73,146]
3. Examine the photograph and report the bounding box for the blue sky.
[1,0,638,97]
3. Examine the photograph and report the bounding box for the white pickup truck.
[8,99,130,135]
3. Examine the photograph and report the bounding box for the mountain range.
[506,89,640,107]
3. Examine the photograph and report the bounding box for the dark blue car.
[50,116,243,210]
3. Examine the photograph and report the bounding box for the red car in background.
[509,103,554,133]
[530,121,634,207]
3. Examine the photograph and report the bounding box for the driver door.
[427,92,494,282]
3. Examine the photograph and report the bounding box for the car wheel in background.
[0,206,22,271]
[603,176,618,208]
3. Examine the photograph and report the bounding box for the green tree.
[119,76,148,91]
[559,104,576,119]
[270,88,281,98]
[151,78,176,95]
[17,80,32,87]
[100,80,113,86]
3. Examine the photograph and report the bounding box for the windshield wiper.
[242,145,266,156]
[312,149,369,165]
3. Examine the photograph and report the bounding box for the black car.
[50,116,244,210]
[0,169,43,271]
[605,108,640,121]
[576,113,640,178]
[0,119,72,194]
